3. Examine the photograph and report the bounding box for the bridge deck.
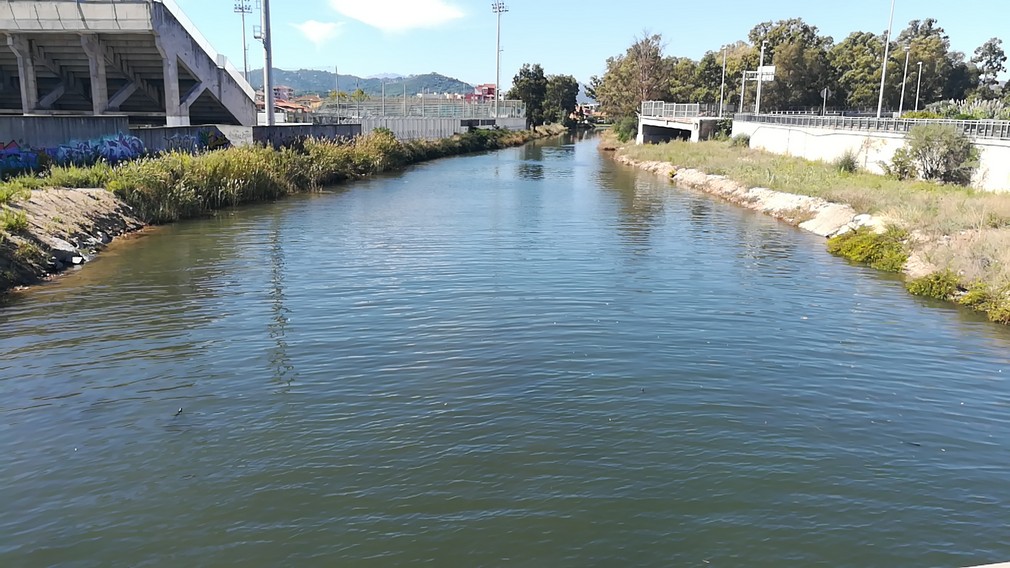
[0,0,255,125]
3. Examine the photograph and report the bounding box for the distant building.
[273,85,296,101]
[474,83,496,102]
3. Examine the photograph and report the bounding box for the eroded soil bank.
[1,189,143,291]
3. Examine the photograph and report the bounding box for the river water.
[2,136,1010,567]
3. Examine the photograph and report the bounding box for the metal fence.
[314,99,525,121]
[735,113,1010,141]
[641,101,738,118]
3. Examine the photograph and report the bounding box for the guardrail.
[735,113,1010,141]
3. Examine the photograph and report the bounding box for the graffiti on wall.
[0,134,147,178]
[162,128,230,153]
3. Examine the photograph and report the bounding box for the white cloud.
[328,0,463,33]
[292,20,345,49]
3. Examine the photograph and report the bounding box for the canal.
[2,135,1009,567]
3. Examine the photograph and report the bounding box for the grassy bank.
[1,126,562,224]
[0,125,564,291]
[618,137,1010,324]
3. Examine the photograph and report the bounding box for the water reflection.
[267,213,294,389]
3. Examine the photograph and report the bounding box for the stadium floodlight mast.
[492,2,508,119]
[262,0,274,125]
[876,0,897,118]
[234,1,252,82]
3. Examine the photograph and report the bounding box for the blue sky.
[176,0,1009,85]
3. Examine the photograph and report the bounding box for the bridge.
[0,0,255,126]
[637,101,723,144]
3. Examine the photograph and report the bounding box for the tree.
[591,33,672,119]
[508,63,548,128]
[830,31,884,109]
[747,18,834,110]
[895,19,978,106]
[972,37,1007,97]
[544,74,579,125]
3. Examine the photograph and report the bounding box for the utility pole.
[718,46,727,117]
[492,2,508,119]
[234,1,252,82]
[334,65,339,123]
[381,80,385,116]
[876,0,897,118]
[915,61,923,111]
[755,40,768,115]
[898,45,911,116]
[403,82,407,116]
[740,71,747,115]
[261,0,275,125]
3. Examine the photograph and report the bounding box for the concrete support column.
[5,34,38,113]
[80,35,109,115]
[162,55,189,126]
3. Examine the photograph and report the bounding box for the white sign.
[757,65,776,82]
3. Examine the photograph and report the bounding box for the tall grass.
[0,127,549,225]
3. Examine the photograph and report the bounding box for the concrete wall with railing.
[732,116,1010,192]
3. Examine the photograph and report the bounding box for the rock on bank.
[1,189,143,292]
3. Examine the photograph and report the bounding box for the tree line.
[590,18,1007,119]
[507,64,580,128]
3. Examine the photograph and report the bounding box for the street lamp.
[754,40,769,114]
[898,45,911,116]
[234,1,252,82]
[876,0,897,118]
[718,45,727,117]
[491,2,508,119]
[915,61,923,111]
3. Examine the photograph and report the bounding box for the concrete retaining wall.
[0,116,129,147]
[253,124,362,148]
[130,125,230,153]
[732,120,1010,192]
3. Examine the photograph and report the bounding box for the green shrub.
[905,124,979,185]
[901,110,942,119]
[826,226,908,272]
[881,146,918,180]
[730,133,751,148]
[613,116,639,143]
[906,269,960,299]
[959,281,995,310]
[0,184,31,205]
[834,149,859,173]
[0,206,27,232]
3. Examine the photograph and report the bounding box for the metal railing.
[641,101,700,119]
[735,113,1010,141]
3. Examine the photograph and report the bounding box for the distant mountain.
[577,83,595,104]
[248,69,474,97]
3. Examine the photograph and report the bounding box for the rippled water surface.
[3,136,1010,567]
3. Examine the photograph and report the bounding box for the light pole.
[755,40,768,115]
[876,0,897,118]
[381,79,385,116]
[234,1,251,82]
[261,0,275,125]
[718,45,727,117]
[491,2,508,119]
[915,61,923,111]
[898,45,910,116]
